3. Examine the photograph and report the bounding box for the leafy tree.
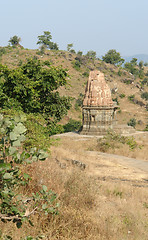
[124,58,144,78]
[8,35,21,46]
[67,43,76,53]
[124,58,138,75]
[86,50,96,59]
[77,51,83,56]
[67,43,73,52]
[0,59,71,123]
[37,31,59,50]
[144,62,148,66]
[102,49,124,66]
[139,60,144,69]
[130,58,138,65]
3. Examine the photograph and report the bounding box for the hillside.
[0,46,148,240]
[0,46,148,130]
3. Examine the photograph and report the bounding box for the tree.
[77,51,83,56]
[8,35,21,46]
[102,49,125,66]
[67,43,76,53]
[86,50,96,59]
[124,58,144,78]
[139,60,144,69]
[130,58,138,65]
[0,59,71,122]
[37,31,59,50]
[67,43,73,52]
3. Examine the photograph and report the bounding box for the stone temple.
[80,70,118,135]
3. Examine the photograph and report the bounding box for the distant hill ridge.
[123,54,148,63]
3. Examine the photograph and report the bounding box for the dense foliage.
[8,35,21,46]
[0,59,71,125]
[141,92,148,101]
[37,31,59,50]
[102,49,125,66]
[0,115,58,229]
[124,58,145,78]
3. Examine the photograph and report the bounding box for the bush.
[141,77,148,86]
[119,93,125,98]
[112,97,119,105]
[0,114,58,230]
[82,71,89,77]
[72,60,81,70]
[0,47,6,56]
[74,93,84,110]
[97,130,137,152]
[63,119,82,132]
[118,69,122,76]
[127,118,136,128]
[128,95,135,102]
[141,92,148,101]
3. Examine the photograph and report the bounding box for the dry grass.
[1,138,148,239]
[1,47,148,129]
[1,48,148,239]
[95,132,148,161]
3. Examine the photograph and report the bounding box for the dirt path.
[51,131,148,174]
[93,151,148,173]
[51,132,148,187]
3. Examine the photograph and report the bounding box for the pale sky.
[0,0,148,57]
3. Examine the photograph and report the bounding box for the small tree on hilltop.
[86,50,96,59]
[67,43,76,53]
[102,49,125,66]
[37,31,59,50]
[8,35,21,46]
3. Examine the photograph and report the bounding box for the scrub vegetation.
[0,36,148,239]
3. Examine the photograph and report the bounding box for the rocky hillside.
[0,46,148,130]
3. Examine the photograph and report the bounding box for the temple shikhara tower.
[81,70,118,135]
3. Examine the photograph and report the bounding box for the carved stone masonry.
[81,70,118,135]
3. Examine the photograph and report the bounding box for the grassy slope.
[0,47,148,239]
[1,46,148,130]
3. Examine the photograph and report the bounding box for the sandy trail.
[51,132,148,187]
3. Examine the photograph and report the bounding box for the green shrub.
[97,130,137,152]
[119,93,125,98]
[63,119,82,132]
[0,47,6,56]
[74,93,84,110]
[128,95,135,102]
[0,114,58,229]
[112,97,119,105]
[141,92,148,101]
[82,71,89,77]
[118,69,122,76]
[127,118,136,128]
[141,77,148,86]
[72,60,81,70]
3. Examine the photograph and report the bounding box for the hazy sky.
[0,0,148,57]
